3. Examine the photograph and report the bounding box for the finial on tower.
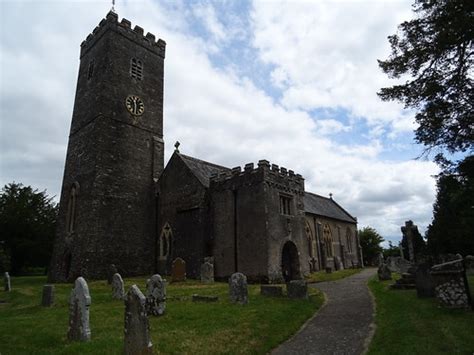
[111,0,116,13]
[174,141,180,153]
[329,193,333,199]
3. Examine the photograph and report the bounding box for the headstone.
[145,274,166,316]
[203,256,214,265]
[124,285,153,355]
[376,252,384,267]
[334,256,343,270]
[171,258,186,282]
[287,280,308,299]
[192,294,218,302]
[67,277,91,342]
[260,285,283,297]
[41,284,55,307]
[112,273,125,300]
[377,263,392,281]
[430,259,472,309]
[229,272,248,305]
[4,272,11,292]
[386,256,412,273]
[107,264,118,284]
[401,220,418,262]
[415,263,435,298]
[200,262,214,283]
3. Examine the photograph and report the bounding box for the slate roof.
[304,192,357,223]
[179,154,231,187]
[177,153,357,223]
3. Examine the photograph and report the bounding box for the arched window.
[130,58,143,80]
[159,223,172,260]
[66,183,79,234]
[346,228,353,253]
[323,224,333,257]
[305,222,315,258]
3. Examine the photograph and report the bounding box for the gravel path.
[272,268,377,355]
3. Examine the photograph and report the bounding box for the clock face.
[125,95,145,116]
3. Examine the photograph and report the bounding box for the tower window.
[279,195,292,215]
[130,58,143,80]
[87,61,94,80]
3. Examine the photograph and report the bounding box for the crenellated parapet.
[210,159,304,194]
[80,11,166,58]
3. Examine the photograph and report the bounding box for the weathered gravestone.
[334,256,344,271]
[41,284,55,307]
[112,273,125,300]
[124,285,153,355]
[229,272,248,305]
[204,256,214,265]
[146,274,166,316]
[430,259,472,309]
[377,263,392,281]
[465,255,474,275]
[107,264,118,285]
[376,252,384,267]
[68,277,91,342]
[171,258,186,282]
[287,280,308,299]
[415,263,435,298]
[200,262,214,283]
[4,272,11,292]
[260,285,283,297]
[386,256,412,273]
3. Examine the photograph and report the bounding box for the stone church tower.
[49,12,166,282]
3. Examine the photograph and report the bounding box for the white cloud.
[0,0,439,242]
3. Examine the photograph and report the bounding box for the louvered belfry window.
[130,58,143,80]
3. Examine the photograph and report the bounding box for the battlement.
[210,159,304,193]
[80,11,166,58]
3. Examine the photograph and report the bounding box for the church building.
[48,11,362,283]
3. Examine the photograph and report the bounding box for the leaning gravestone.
[124,285,153,355]
[229,272,248,305]
[287,280,308,299]
[68,277,91,342]
[201,262,214,283]
[146,274,166,316]
[41,284,55,307]
[377,263,392,281]
[171,258,186,282]
[112,273,125,300]
[4,272,11,292]
[107,264,118,285]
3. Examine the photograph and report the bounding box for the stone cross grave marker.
[112,273,125,300]
[229,272,248,305]
[124,285,153,355]
[171,258,186,282]
[41,284,55,307]
[4,272,11,292]
[67,277,91,342]
[146,274,166,316]
[201,262,214,283]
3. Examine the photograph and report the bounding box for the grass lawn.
[0,276,324,354]
[367,274,474,355]
[305,268,362,283]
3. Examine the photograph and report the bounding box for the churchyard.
[0,274,324,354]
[367,273,474,354]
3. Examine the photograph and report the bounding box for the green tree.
[383,241,401,259]
[0,183,58,274]
[426,156,474,255]
[359,227,384,266]
[378,0,473,163]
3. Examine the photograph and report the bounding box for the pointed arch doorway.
[281,241,300,282]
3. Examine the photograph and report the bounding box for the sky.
[0,0,440,246]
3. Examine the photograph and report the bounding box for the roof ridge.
[305,191,331,200]
[179,153,231,171]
